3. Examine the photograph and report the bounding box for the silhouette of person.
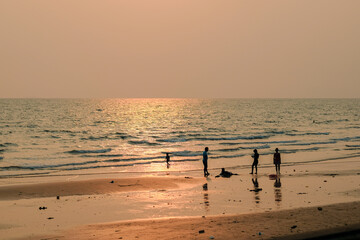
[203,147,209,177]
[251,149,259,174]
[215,168,238,178]
[165,153,170,164]
[273,148,281,174]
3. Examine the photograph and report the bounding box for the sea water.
[0,99,359,180]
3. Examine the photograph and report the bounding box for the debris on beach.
[297,192,307,195]
[57,196,60,200]
[317,207,323,211]
[47,217,54,220]
[39,206,47,210]
[110,181,114,183]
[199,230,205,234]
[291,225,297,229]
[185,176,193,179]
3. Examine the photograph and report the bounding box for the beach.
[1,159,359,239]
[1,0,360,236]
[45,202,360,240]
[1,99,360,239]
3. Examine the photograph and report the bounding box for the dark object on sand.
[291,225,297,229]
[199,230,205,234]
[56,196,60,200]
[215,168,238,178]
[269,174,277,180]
[110,181,114,183]
[318,207,323,211]
[250,188,262,192]
[39,206,47,210]
[47,217,54,220]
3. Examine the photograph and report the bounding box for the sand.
[0,176,203,200]
[45,201,360,240]
[1,162,359,240]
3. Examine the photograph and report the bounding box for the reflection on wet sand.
[251,177,261,205]
[274,177,282,205]
[203,183,209,211]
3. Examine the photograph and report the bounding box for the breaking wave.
[66,148,112,154]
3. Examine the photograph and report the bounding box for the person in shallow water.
[251,149,259,174]
[273,148,281,174]
[203,147,210,177]
[165,153,170,164]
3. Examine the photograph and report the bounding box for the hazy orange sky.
[1,1,359,98]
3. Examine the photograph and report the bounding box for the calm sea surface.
[0,99,359,179]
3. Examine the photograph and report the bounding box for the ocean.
[0,99,359,180]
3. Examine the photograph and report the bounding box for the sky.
[1,0,359,98]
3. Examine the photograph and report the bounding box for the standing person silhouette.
[273,148,281,174]
[165,153,170,164]
[251,149,259,174]
[203,147,210,177]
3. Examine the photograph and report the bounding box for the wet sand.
[41,201,360,240]
[0,176,203,200]
[0,161,359,239]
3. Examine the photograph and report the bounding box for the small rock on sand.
[199,230,205,234]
